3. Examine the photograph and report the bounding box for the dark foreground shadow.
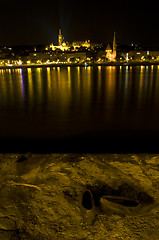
[0,135,159,153]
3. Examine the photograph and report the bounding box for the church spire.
[113,32,116,59]
[58,29,63,46]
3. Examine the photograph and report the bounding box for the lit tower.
[58,29,63,46]
[113,32,116,59]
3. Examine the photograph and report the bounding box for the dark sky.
[0,1,159,47]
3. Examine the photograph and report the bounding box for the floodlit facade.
[72,40,91,50]
[28,51,87,64]
[106,32,117,61]
[46,29,91,52]
[47,29,70,51]
[127,50,159,61]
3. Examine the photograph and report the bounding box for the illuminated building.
[106,44,113,60]
[126,50,159,61]
[72,40,91,50]
[48,29,70,52]
[106,32,116,61]
[66,52,87,63]
[46,29,91,52]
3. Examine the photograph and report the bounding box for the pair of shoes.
[81,189,154,223]
[82,190,94,210]
[81,189,96,225]
[100,195,140,216]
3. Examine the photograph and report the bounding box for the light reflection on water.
[0,66,159,143]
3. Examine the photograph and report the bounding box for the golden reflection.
[57,67,61,81]
[98,66,101,71]
[36,68,42,101]
[51,67,58,93]
[149,64,154,101]
[76,67,81,102]
[86,66,91,88]
[1,65,159,140]
[15,68,24,102]
[53,67,72,114]
[140,65,144,70]
[97,65,102,101]
[138,66,145,109]
[0,69,7,103]
[129,66,133,89]
[86,66,92,108]
[105,66,116,110]
[67,67,71,88]
[125,66,129,82]
[80,67,91,111]
[47,67,51,101]
[8,68,13,101]
[27,68,33,107]
[47,67,51,87]
[77,66,80,86]
[122,66,130,111]
[20,69,25,100]
[154,65,159,107]
[150,66,154,81]
[119,65,123,91]
[98,66,101,76]
[48,67,72,115]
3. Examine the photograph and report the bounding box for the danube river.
[0,65,159,152]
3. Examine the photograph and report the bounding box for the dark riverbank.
[0,135,159,154]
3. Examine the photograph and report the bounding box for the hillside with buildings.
[0,30,159,67]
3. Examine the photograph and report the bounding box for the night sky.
[1,1,159,47]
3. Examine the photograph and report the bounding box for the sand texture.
[0,153,159,239]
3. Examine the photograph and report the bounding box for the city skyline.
[0,1,159,47]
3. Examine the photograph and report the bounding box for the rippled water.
[0,65,159,152]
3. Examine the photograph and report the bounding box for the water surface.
[0,66,159,152]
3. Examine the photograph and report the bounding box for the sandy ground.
[0,153,159,240]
